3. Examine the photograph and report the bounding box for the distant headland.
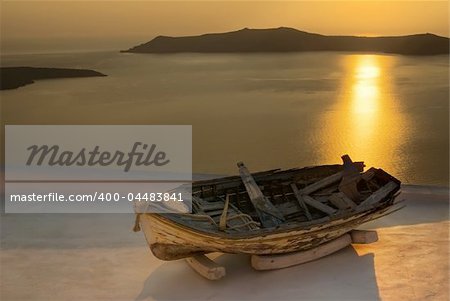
[0,67,106,90]
[123,27,449,55]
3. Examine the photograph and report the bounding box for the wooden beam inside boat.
[291,184,337,216]
[357,181,398,209]
[238,162,285,227]
[302,195,337,216]
[219,195,230,231]
[299,171,344,195]
[328,192,356,210]
[290,183,312,220]
[361,167,378,181]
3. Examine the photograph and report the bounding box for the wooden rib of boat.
[134,155,402,261]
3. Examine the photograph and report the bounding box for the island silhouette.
[123,27,449,55]
[0,67,106,90]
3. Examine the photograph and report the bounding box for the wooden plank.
[302,195,337,216]
[338,155,363,202]
[338,175,362,202]
[238,162,285,228]
[358,181,398,209]
[290,183,312,220]
[312,184,339,196]
[350,230,378,244]
[328,192,356,210]
[219,195,229,231]
[202,202,226,211]
[340,193,357,208]
[361,167,377,181]
[206,209,225,216]
[300,172,343,195]
[251,234,352,270]
[291,180,337,216]
[328,193,349,210]
[185,254,226,280]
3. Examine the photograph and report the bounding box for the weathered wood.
[138,161,401,261]
[328,192,356,210]
[202,202,226,211]
[185,254,226,280]
[290,183,312,220]
[238,162,285,227]
[350,230,378,244]
[219,195,230,231]
[312,184,339,196]
[251,234,352,270]
[338,155,363,202]
[207,209,226,216]
[302,195,337,215]
[361,167,377,181]
[339,178,361,202]
[299,172,343,195]
[339,193,357,208]
[358,181,398,209]
[291,182,337,216]
[140,200,399,260]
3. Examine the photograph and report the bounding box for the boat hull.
[139,205,394,260]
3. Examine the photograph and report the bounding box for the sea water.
[1,51,448,185]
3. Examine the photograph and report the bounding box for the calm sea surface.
[1,51,448,185]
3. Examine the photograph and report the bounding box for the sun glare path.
[352,55,380,115]
[314,53,409,174]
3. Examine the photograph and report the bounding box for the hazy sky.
[1,1,448,53]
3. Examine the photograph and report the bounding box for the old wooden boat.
[134,155,402,261]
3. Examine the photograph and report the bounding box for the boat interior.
[167,159,401,234]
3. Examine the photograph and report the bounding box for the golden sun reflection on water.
[316,55,409,175]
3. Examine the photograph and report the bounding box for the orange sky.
[1,1,448,53]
